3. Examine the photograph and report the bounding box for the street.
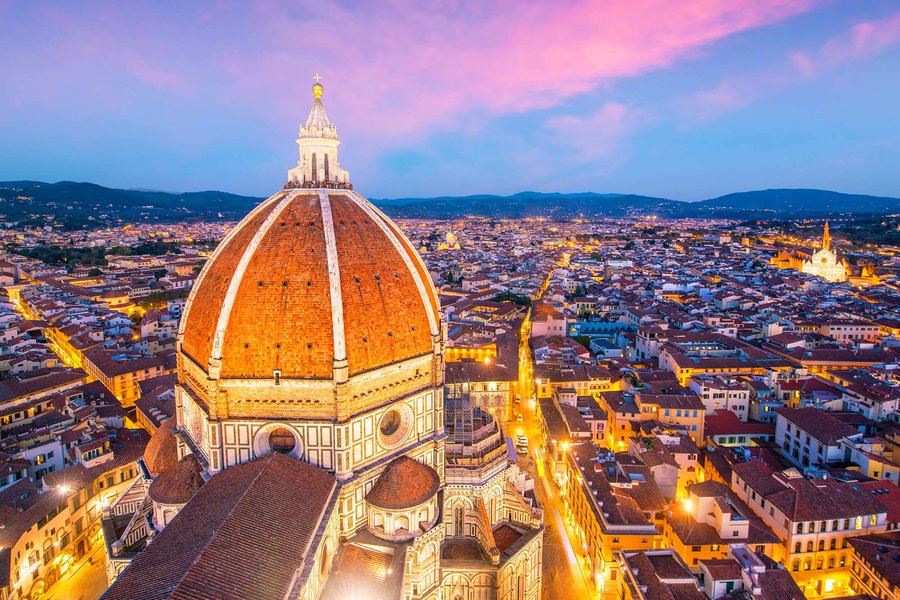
[514,387,596,599]
[42,544,108,600]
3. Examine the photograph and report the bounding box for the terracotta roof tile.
[102,453,338,600]
[365,455,439,510]
[179,191,436,380]
[148,454,204,505]
[143,417,178,477]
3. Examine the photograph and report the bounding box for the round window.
[380,410,402,437]
[377,406,412,448]
[268,427,296,454]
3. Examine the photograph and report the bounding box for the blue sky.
[1,0,899,200]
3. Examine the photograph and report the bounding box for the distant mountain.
[0,180,264,229]
[1,181,896,229]
[376,188,899,220]
[373,192,679,219]
[372,191,625,207]
[687,189,900,217]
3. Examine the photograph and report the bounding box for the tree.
[88,268,102,277]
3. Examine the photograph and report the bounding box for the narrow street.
[42,544,108,600]
[514,267,598,599]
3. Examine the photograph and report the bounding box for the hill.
[1,181,896,229]
[377,188,898,220]
[0,181,264,229]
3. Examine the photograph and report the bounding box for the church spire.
[286,75,351,189]
[822,220,831,249]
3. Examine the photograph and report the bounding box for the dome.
[148,453,205,505]
[143,418,178,477]
[179,190,440,381]
[365,456,440,510]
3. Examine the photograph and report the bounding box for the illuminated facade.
[801,221,848,283]
[731,461,889,597]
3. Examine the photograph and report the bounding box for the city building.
[731,459,890,596]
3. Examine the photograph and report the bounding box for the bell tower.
[822,220,831,250]
[287,74,351,187]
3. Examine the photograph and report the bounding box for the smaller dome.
[366,456,440,510]
[143,418,178,477]
[149,454,205,505]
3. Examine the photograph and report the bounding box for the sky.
[1,0,899,201]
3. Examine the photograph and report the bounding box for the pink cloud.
[69,0,802,157]
[821,11,900,64]
[0,1,820,168]
[546,102,649,163]
[245,0,817,143]
[683,10,900,122]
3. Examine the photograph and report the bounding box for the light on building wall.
[683,498,693,513]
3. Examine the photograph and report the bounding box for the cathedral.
[800,221,848,283]
[100,78,543,600]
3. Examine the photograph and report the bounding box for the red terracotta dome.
[149,454,205,505]
[365,455,440,510]
[178,190,440,380]
[143,418,178,477]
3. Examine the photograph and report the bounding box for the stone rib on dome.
[365,456,440,510]
[179,190,439,380]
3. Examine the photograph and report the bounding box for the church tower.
[822,220,831,249]
[287,75,351,187]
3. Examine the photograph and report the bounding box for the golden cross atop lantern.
[312,73,324,99]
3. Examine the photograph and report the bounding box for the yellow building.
[634,392,706,446]
[661,481,781,571]
[847,533,900,600]
[731,461,889,597]
[0,431,146,599]
[81,348,174,407]
[563,443,661,599]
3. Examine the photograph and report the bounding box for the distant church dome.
[177,77,441,421]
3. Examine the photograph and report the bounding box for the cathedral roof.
[143,417,178,477]
[102,453,339,600]
[148,453,204,505]
[178,189,440,380]
[365,455,440,510]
